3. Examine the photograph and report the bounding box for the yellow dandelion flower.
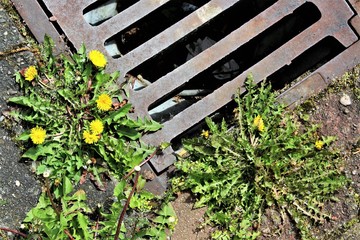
[90,119,104,135]
[83,130,100,144]
[88,50,107,68]
[315,140,324,150]
[24,66,38,81]
[253,115,265,132]
[201,130,210,139]
[30,126,46,144]
[96,93,112,111]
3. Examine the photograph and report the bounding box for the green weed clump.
[173,75,347,239]
[5,36,176,239]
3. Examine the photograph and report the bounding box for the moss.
[297,99,316,113]
[328,65,360,99]
[0,199,7,205]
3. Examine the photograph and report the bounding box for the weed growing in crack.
[3,35,176,239]
[172,75,348,239]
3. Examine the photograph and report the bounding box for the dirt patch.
[309,88,360,195]
[172,192,213,240]
[308,89,360,239]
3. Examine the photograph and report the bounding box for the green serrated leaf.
[78,212,92,239]
[17,131,30,141]
[152,215,166,224]
[158,203,176,217]
[8,96,32,107]
[136,175,146,191]
[63,176,73,196]
[104,104,132,124]
[117,126,141,140]
[36,164,47,175]
[73,189,87,201]
[160,142,171,150]
[22,144,57,161]
[78,43,86,56]
[110,70,120,81]
[114,181,126,198]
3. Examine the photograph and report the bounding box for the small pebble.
[15,180,20,187]
[7,90,17,95]
[343,108,350,114]
[352,170,357,176]
[340,94,352,106]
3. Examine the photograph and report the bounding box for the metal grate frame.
[11,0,360,194]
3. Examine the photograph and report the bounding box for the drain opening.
[83,0,141,26]
[169,37,345,153]
[104,0,211,57]
[169,37,345,155]
[127,0,278,82]
[268,36,345,91]
[147,2,321,123]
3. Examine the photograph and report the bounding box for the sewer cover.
[11,0,360,193]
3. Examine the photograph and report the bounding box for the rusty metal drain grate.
[12,0,360,193]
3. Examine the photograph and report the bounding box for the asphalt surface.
[0,3,41,230]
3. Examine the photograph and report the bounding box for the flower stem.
[64,229,75,240]
[45,178,61,217]
[0,227,27,238]
[122,147,159,180]
[114,171,140,240]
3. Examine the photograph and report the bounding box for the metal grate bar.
[41,0,100,49]
[41,0,174,58]
[117,0,239,73]
[96,0,172,40]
